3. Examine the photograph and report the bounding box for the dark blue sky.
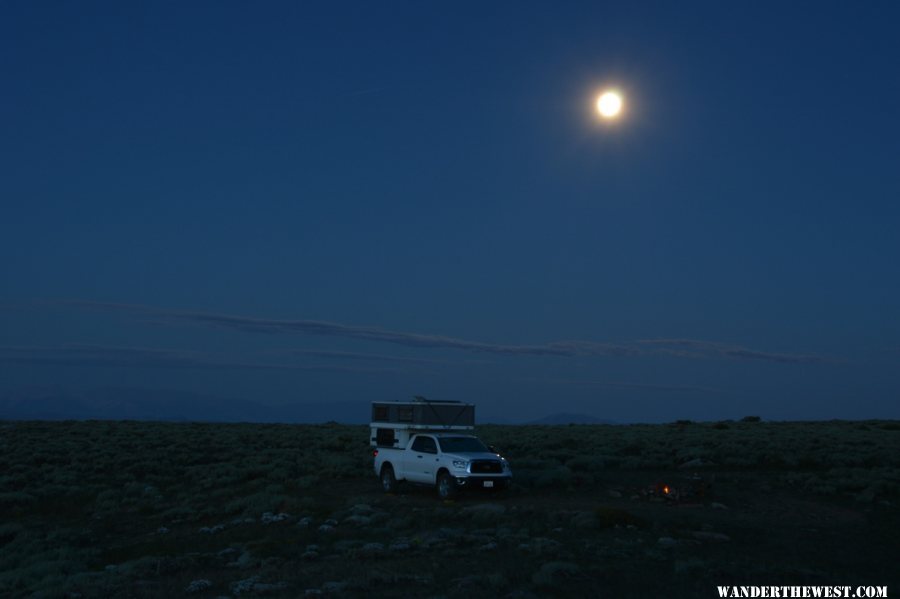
[2,1,899,422]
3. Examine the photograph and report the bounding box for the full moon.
[596,91,623,119]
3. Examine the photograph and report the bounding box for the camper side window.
[375,428,395,446]
[411,436,437,454]
[397,407,413,422]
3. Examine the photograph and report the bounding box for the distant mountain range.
[524,412,616,425]
[0,387,614,425]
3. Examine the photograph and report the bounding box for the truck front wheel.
[437,471,457,500]
[380,465,398,493]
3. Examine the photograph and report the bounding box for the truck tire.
[380,464,399,493]
[437,471,457,500]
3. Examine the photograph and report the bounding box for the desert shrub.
[674,446,710,461]
[222,491,294,516]
[543,450,578,465]
[614,456,638,470]
[1,418,898,597]
[159,505,196,521]
[0,523,25,547]
[295,474,318,489]
[532,561,580,587]
[741,415,762,422]
[511,458,556,470]
[597,455,623,469]
[593,506,644,529]
[566,455,607,473]
[240,466,271,482]
[0,475,25,491]
[756,452,788,468]
[531,466,573,489]
[92,488,122,512]
[618,442,645,456]
[0,492,35,508]
[543,434,582,451]
[0,544,88,595]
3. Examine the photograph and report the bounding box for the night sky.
[2,2,899,423]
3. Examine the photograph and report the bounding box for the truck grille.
[470,460,502,474]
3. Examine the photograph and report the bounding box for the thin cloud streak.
[635,339,831,364]
[270,349,485,366]
[51,300,831,364]
[54,300,627,356]
[0,345,406,374]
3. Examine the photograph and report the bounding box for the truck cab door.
[418,436,438,483]
[406,435,438,483]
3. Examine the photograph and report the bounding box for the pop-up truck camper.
[370,397,512,499]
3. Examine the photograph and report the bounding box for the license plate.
[483,481,494,488]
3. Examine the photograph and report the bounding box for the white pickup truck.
[373,432,513,499]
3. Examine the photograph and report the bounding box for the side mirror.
[488,445,497,454]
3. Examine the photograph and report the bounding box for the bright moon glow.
[597,91,623,118]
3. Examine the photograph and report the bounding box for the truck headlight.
[452,460,469,470]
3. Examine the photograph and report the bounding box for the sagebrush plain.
[1,419,898,598]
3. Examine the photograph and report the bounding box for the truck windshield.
[438,437,489,453]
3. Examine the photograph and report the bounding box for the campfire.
[643,474,713,504]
